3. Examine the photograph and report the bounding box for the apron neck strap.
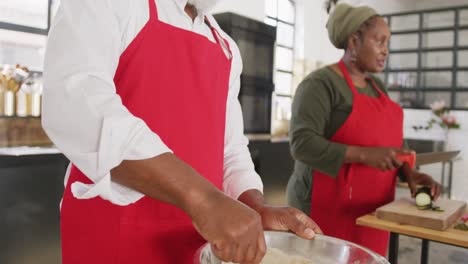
[148,0,159,21]
[204,17,233,60]
[366,76,386,97]
[338,60,358,95]
[338,60,385,97]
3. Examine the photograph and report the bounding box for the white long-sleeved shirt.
[43,0,263,206]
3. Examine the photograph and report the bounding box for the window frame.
[0,0,53,36]
[384,5,468,110]
[0,0,53,73]
[266,0,296,98]
[265,0,296,125]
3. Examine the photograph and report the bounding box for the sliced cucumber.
[416,192,432,209]
[415,187,434,211]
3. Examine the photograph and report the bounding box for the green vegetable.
[454,223,468,231]
[415,187,432,209]
[415,187,445,212]
[431,206,444,212]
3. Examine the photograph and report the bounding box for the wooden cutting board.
[375,198,466,231]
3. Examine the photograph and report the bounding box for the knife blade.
[415,151,460,166]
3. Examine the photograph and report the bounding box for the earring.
[350,50,357,62]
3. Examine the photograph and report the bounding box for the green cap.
[326,3,379,49]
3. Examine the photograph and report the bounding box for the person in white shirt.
[43,0,321,263]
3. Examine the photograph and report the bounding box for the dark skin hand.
[239,190,322,237]
[401,163,442,200]
[192,189,266,264]
[232,190,322,264]
[112,155,321,264]
[112,154,265,264]
[345,146,414,172]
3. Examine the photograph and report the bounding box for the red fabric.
[310,60,403,257]
[61,1,232,263]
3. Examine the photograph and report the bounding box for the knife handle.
[397,153,416,169]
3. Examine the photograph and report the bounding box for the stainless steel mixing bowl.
[194,231,389,264]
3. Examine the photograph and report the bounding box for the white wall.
[301,0,342,68]
[212,0,265,22]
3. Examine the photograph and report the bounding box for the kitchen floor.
[264,185,468,264]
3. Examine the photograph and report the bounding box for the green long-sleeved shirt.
[286,66,399,214]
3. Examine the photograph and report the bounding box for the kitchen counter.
[357,212,468,248]
[0,146,64,169]
[0,146,61,156]
[246,134,449,148]
[246,134,289,143]
[0,146,68,264]
[357,210,468,264]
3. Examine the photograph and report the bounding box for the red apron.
[310,60,403,257]
[60,1,232,263]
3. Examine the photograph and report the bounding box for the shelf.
[384,5,468,17]
[387,67,468,72]
[388,88,468,92]
[0,21,48,36]
[390,46,468,53]
[387,88,420,92]
[0,115,41,119]
[391,25,468,35]
[399,105,468,111]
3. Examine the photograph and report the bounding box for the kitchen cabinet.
[214,12,276,134]
[0,151,68,264]
[248,138,293,204]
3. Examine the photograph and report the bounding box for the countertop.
[0,146,61,156]
[246,134,289,143]
[357,211,468,248]
[0,146,66,169]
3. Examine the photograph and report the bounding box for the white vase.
[443,128,452,152]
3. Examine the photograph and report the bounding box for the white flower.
[430,100,446,111]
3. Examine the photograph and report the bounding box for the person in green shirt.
[286,2,442,256]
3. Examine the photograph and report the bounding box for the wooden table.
[357,212,468,264]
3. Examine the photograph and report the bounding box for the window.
[0,0,49,29]
[0,29,46,71]
[0,0,57,72]
[384,6,468,110]
[265,0,296,133]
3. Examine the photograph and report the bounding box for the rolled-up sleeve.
[42,0,171,206]
[221,41,263,199]
[289,78,347,177]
